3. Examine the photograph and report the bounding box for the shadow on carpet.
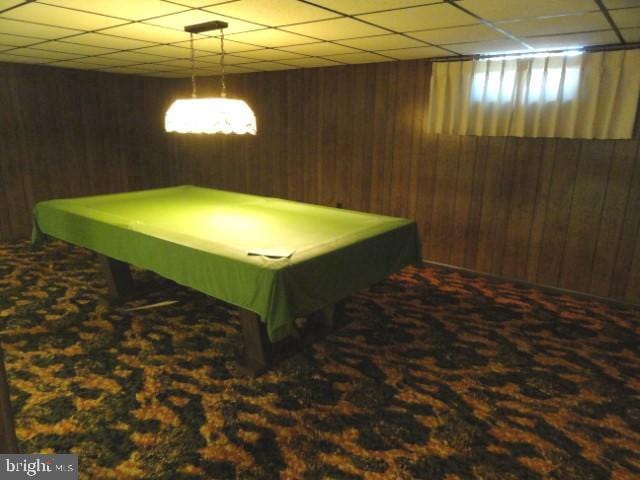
[1,240,639,479]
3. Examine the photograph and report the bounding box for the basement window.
[426,48,640,138]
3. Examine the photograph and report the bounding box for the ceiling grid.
[0,0,636,77]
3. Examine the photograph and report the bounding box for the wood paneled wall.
[169,60,640,304]
[0,62,175,240]
[1,60,638,304]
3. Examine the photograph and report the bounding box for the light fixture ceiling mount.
[164,20,257,135]
[183,20,229,34]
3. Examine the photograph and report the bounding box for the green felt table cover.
[33,186,422,342]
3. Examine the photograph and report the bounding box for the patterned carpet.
[1,239,639,480]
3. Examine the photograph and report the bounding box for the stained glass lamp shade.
[164,21,257,135]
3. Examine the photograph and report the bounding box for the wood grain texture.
[0,61,175,241]
[1,60,639,304]
[168,60,640,304]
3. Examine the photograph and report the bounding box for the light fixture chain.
[220,28,226,98]
[190,32,196,98]
[166,20,256,135]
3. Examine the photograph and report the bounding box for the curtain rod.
[429,41,640,63]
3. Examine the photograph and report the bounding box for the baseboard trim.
[421,259,639,310]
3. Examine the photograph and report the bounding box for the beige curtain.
[426,49,640,139]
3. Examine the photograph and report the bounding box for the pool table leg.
[0,346,19,453]
[238,309,270,376]
[238,301,346,375]
[99,255,134,300]
[317,300,346,330]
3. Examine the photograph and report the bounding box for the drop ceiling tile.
[525,30,620,49]
[52,56,110,66]
[0,18,82,39]
[1,3,128,30]
[324,51,393,64]
[621,27,640,41]
[100,66,152,74]
[227,65,258,73]
[173,37,259,53]
[196,64,255,74]
[42,0,188,20]
[0,0,22,10]
[163,0,231,6]
[609,7,640,28]
[358,3,477,32]
[7,47,81,60]
[162,67,210,76]
[305,0,439,15]
[226,28,317,47]
[63,33,156,49]
[99,23,200,44]
[146,71,183,78]
[336,33,425,50]
[602,0,640,8]
[204,0,338,27]
[131,44,196,58]
[152,58,223,68]
[238,61,296,71]
[459,0,597,22]
[196,53,256,64]
[231,48,304,60]
[173,69,211,78]
[145,70,186,77]
[0,52,46,63]
[282,17,387,40]
[190,65,226,73]
[408,24,510,45]
[383,45,453,59]
[500,12,610,37]
[183,69,219,79]
[33,40,116,56]
[47,60,104,69]
[144,10,262,35]
[0,32,42,47]
[279,56,342,67]
[281,41,357,56]
[96,50,173,62]
[193,66,248,77]
[128,62,177,71]
[447,38,529,55]
[71,56,138,66]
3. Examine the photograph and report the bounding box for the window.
[426,49,640,139]
[470,51,582,104]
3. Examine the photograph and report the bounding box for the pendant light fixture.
[165,21,257,135]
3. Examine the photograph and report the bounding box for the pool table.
[32,186,421,373]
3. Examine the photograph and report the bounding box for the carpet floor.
[1,240,639,480]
